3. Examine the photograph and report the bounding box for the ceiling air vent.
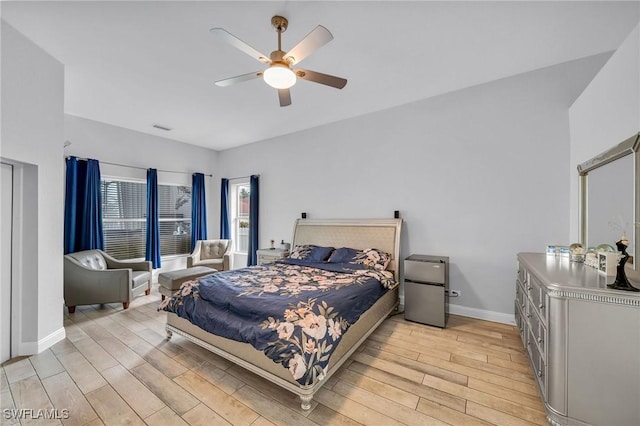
[152,124,172,131]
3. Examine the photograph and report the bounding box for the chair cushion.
[193,258,224,270]
[200,240,229,260]
[131,271,151,287]
[68,250,107,270]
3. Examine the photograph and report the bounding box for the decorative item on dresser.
[608,235,639,291]
[256,247,289,265]
[515,253,640,426]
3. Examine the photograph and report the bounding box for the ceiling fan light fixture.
[263,63,296,89]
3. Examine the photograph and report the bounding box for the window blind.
[158,185,192,257]
[101,179,192,260]
[101,180,147,259]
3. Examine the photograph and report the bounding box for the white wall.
[64,115,219,277]
[1,21,65,353]
[569,23,640,242]
[216,57,605,320]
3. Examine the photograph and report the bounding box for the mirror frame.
[578,132,640,274]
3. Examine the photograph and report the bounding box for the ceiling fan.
[210,16,347,107]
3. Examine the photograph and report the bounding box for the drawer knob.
[527,313,531,318]
[537,371,542,378]
[527,286,532,291]
[537,337,543,344]
[539,304,544,309]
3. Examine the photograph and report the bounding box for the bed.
[162,218,402,410]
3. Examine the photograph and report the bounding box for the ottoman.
[158,266,216,300]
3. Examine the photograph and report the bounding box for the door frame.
[1,161,13,362]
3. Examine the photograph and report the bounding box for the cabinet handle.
[538,304,544,309]
[537,337,543,344]
[527,313,531,318]
[527,286,532,291]
[537,371,542,378]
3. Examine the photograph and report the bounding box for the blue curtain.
[247,175,259,266]
[145,168,161,268]
[64,157,104,254]
[64,157,80,254]
[220,178,231,239]
[191,173,207,251]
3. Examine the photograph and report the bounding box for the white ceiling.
[2,1,639,151]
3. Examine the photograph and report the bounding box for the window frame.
[230,180,250,255]
[100,176,193,260]
[157,181,193,258]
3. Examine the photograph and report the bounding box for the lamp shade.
[263,64,296,89]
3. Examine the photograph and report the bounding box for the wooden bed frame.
[165,218,403,410]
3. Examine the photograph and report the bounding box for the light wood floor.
[1,287,546,425]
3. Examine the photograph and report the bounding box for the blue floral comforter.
[160,259,396,386]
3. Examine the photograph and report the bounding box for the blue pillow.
[289,245,334,261]
[307,246,335,261]
[328,247,361,263]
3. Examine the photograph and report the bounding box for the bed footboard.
[165,288,398,410]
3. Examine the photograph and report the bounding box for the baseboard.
[448,303,515,325]
[399,295,515,325]
[16,327,66,356]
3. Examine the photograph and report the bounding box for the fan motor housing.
[270,50,292,66]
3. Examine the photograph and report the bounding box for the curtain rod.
[225,174,260,181]
[65,156,213,177]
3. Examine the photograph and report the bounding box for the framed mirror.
[579,133,640,274]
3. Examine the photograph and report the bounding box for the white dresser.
[516,253,640,426]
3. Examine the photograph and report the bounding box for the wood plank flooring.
[1,286,546,425]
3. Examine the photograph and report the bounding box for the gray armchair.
[187,239,231,271]
[64,249,152,313]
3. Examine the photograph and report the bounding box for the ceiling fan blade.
[283,25,333,65]
[210,28,270,64]
[215,71,263,87]
[278,88,292,107]
[295,69,347,89]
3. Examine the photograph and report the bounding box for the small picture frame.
[598,252,619,276]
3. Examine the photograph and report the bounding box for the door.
[1,162,13,363]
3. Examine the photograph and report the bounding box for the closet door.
[1,162,13,363]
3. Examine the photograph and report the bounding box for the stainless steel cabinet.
[404,255,449,328]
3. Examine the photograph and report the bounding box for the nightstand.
[256,248,289,265]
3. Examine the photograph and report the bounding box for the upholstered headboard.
[291,218,403,282]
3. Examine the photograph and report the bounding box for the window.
[158,184,191,257]
[101,179,146,260]
[101,178,192,260]
[231,182,250,254]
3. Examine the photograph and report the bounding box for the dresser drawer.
[528,328,547,399]
[515,281,527,312]
[529,307,546,356]
[517,261,527,287]
[514,301,527,345]
[528,274,548,323]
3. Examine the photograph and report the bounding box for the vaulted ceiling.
[2,1,639,150]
